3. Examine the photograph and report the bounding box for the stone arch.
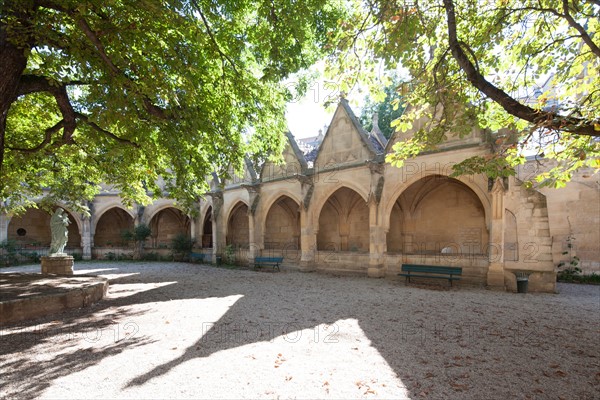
[148,207,191,248]
[93,207,135,247]
[7,206,82,249]
[92,203,135,229]
[202,206,213,248]
[386,175,488,255]
[311,180,369,228]
[317,187,369,252]
[384,172,491,232]
[226,202,249,248]
[145,202,185,224]
[263,195,301,250]
[260,189,302,218]
[221,191,248,222]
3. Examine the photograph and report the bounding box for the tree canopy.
[358,74,406,139]
[327,0,599,186]
[0,0,347,214]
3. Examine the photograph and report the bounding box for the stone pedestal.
[41,256,74,275]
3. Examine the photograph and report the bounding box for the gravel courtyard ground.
[1,261,598,399]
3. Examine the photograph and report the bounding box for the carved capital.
[241,183,261,196]
[366,161,385,176]
[295,174,312,186]
[208,191,224,218]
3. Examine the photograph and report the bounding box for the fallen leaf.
[450,382,469,391]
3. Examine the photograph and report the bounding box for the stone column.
[190,218,197,243]
[81,217,92,260]
[367,162,386,278]
[243,184,261,266]
[368,199,386,278]
[247,212,258,266]
[0,213,10,243]
[487,178,506,290]
[299,207,316,271]
[210,192,224,264]
[298,175,316,272]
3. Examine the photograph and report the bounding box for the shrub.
[19,251,40,263]
[171,234,194,261]
[0,240,19,267]
[142,252,159,261]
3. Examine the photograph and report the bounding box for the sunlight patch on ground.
[36,295,245,399]
[107,281,178,300]
[162,318,410,399]
[73,268,119,274]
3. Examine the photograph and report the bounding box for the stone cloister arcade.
[2,200,191,260]
[1,100,598,293]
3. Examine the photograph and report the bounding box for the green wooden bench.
[399,264,462,286]
[190,252,208,263]
[254,256,283,272]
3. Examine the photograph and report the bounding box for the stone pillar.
[190,218,197,243]
[248,212,258,266]
[210,192,224,264]
[81,217,92,260]
[243,184,261,266]
[0,213,9,243]
[487,178,506,290]
[297,173,317,272]
[367,162,386,278]
[368,200,386,278]
[299,207,316,271]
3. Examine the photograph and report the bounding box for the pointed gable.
[261,131,308,182]
[223,156,257,188]
[314,99,379,168]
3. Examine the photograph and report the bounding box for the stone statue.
[50,208,70,256]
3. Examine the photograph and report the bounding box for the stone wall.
[2,101,596,293]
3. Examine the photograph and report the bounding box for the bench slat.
[399,264,462,286]
[398,273,461,280]
[254,257,283,272]
[190,253,207,262]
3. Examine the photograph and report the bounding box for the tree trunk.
[0,21,29,173]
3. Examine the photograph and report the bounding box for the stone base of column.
[367,265,385,278]
[41,256,74,275]
[298,260,316,272]
[486,263,505,290]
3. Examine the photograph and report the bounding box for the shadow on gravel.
[2,263,599,399]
